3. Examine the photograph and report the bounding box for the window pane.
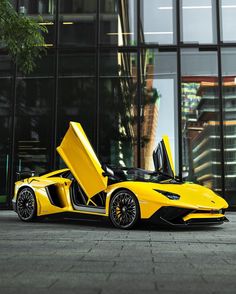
[220,0,236,42]
[141,50,178,171]
[59,0,97,47]
[181,49,221,192]
[0,56,13,77]
[140,0,176,45]
[180,0,216,44]
[57,51,96,167]
[59,51,96,77]
[99,51,137,167]
[57,78,96,167]
[15,78,53,175]
[17,53,54,77]
[221,48,236,207]
[100,0,137,46]
[0,56,12,205]
[19,0,56,46]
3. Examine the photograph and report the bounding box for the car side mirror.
[102,165,114,178]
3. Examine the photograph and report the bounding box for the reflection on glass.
[59,52,96,76]
[140,0,176,44]
[180,0,216,44]
[0,76,12,205]
[141,50,178,171]
[0,56,12,77]
[18,53,54,77]
[220,0,236,42]
[181,49,221,192]
[57,51,96,168]
[19,0,56,46]
[99,51,137,167]
[57,78,96,167]
[59,0,97,47]
[15,78,53,175]
[221,48,236,207]
[100,0,137,46]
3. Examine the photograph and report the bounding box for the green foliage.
[0,0,48,74]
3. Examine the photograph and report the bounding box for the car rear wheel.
[109,190,139,229]
[16,188,37,221]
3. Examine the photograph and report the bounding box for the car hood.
[152,182,228,209]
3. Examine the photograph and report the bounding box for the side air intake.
[46,185,64,208]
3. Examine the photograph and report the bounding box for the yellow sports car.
[12,122,229,229]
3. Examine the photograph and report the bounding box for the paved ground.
[0,211,236,294]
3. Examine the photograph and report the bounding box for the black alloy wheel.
[109,190,139,229]
[16,188,37,221]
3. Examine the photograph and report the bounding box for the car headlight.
[154,189,180,200]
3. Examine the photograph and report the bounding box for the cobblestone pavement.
[0,211,236,294]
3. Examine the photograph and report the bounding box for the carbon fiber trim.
[149,206,193,225]
[72,204,106,214]
[45,185,64,208]
[186,217,229,225]
[149,206,228,226]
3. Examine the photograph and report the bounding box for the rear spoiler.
[16,171,35,181]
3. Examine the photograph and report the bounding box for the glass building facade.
[1,0,236,208]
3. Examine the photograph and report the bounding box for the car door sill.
[73,204,106,214]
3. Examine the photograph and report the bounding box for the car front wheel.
[16,188,37,221]
[109,190,139,229]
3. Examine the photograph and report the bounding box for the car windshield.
[110,167,181,184]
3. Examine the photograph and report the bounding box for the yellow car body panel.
[14,176,71,216]
[105,181,228,219]
[162,136,175,177]
[13,174,108,217]
[57,122,108,198]
[12,122,229,228]
[183,213,224,222]
[13,175,228,221]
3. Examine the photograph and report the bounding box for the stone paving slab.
[0,211,236,293]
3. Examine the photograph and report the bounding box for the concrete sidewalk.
[0,211,236,294]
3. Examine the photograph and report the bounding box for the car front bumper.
[149,206,229,227]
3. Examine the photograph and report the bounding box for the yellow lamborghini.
[12,122,229,229]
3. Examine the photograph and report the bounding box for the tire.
[109,189,139,229]
[16,187,37,221]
